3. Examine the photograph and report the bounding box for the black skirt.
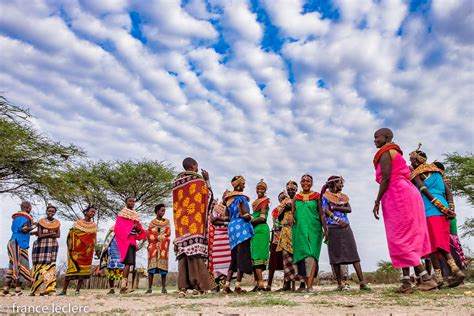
[328,225,360,265]
[121,245,136,266]
[268,242,284,271]
[229,239,253,275]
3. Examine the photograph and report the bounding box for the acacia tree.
[0,96,83,197]
[45,160,175,225]
[444,152,474,239]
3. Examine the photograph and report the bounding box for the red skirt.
[426,215,450,253]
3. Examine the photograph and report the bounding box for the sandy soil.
[0,283,473,315]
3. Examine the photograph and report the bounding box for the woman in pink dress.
[372,128,437,293]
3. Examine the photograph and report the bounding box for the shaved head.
[20,201,32,211]
[375,128,394,142]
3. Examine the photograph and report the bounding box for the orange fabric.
[147,218,171,271]
[173,174,209,239]
[373,143,403,168]
[66,228,96,276]
[252,197,270,212]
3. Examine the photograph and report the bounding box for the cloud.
[0,0,472,272]
[134,1,218,49]
[262,0,331,39]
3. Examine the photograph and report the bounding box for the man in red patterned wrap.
[173,157,214,297]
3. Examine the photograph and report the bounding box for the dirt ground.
[0,283,473,315]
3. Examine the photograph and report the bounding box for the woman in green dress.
[290,174,327,292]
[250,179,271,291]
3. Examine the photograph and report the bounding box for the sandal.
[234,287,247,294]
[398,282,415,293]
[448,271,465,288]
[178,290,186,298]
[417,279,437,291]
[222,286,233,294]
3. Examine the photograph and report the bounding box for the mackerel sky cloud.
[0,0,473,271]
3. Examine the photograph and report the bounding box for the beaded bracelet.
[419,186,427,192]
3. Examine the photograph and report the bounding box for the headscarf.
[409,143,428,164]
[231,175,245,189]
[256,179,267,190]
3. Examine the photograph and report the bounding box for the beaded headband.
[326,176,344,185]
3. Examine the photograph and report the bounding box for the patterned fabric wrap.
[105,268,123,281]
[65,226,97,278]
[227,195,254,250]
[147,218,171,272]
[31,263,57,295]
[271,207,282,244]
[450,234,467,269]
[173,171,212,258]
[208,202,231,278]
[5,239,32,283]
[99,229,124,271]
[277,201,293,253]
[32,227,59,265]
[322,192,350,225]
[282,250,300,282]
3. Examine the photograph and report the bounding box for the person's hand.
[323,229,328,242]
[446,209,456,220]
[287,215,294,226]
[201,169,209,181]
[373,203,380,220]
[134,224,141,233]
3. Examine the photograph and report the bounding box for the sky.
[0,0,473,273]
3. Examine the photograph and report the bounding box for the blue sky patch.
[129,11,147,44]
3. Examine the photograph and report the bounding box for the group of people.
[2,128,467,297]
[2,198,171,296]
